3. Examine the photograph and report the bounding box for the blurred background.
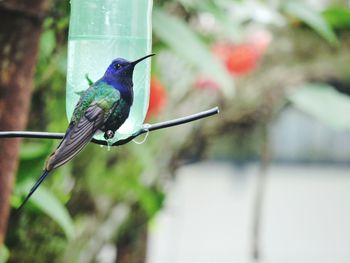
[1,0,350,262]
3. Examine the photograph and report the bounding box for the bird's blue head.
[104,54,155,81]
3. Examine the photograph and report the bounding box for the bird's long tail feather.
[16,170,50,213]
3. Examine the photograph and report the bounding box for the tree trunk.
[0,0,48,245]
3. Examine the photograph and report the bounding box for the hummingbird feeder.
[67,0,153,143]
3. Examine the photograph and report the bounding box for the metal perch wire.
[0,107,219,146]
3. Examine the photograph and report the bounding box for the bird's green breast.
[103,99,130,132]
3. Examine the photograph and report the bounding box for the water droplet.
[107,139,112,151]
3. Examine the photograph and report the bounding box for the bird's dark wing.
[16,101,116,212]
[17,81,122,212]
[46,103,105,171]
[16,105,105,213]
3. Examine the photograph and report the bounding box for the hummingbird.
[17,53,155,211]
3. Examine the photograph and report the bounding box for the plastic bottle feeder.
[67,0,153,143]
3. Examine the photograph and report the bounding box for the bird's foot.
[104,130,115,140]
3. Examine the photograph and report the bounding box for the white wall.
[147,162,350,263]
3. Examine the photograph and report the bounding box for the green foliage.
[0,246,9,263]
[288,83,350,130]
[15,180,75,240]
[323,6,350,30]
[19,141,53,161]
[12,141,48,206]
[39,29,56,59]
[7,213,67,263]
[283,1,338,45]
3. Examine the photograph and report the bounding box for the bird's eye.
[114,63,122,70]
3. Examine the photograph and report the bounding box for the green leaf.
[288,83,350,130]
[16,180,75,240]
[323,6,350,30]
[40,29,56,58]
[0,245,9,263]
[17,141,52,183]
[19,141,52,160]
[153,8,234,97]
[283,1,338,45]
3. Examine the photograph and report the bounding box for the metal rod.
[0,107,219,147]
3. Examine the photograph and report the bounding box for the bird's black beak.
[131,53,156,66]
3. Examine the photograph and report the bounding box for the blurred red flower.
[213,31,272,76]
[194,31,272,91]
[194,75,221,91]
[146,77,167,120]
